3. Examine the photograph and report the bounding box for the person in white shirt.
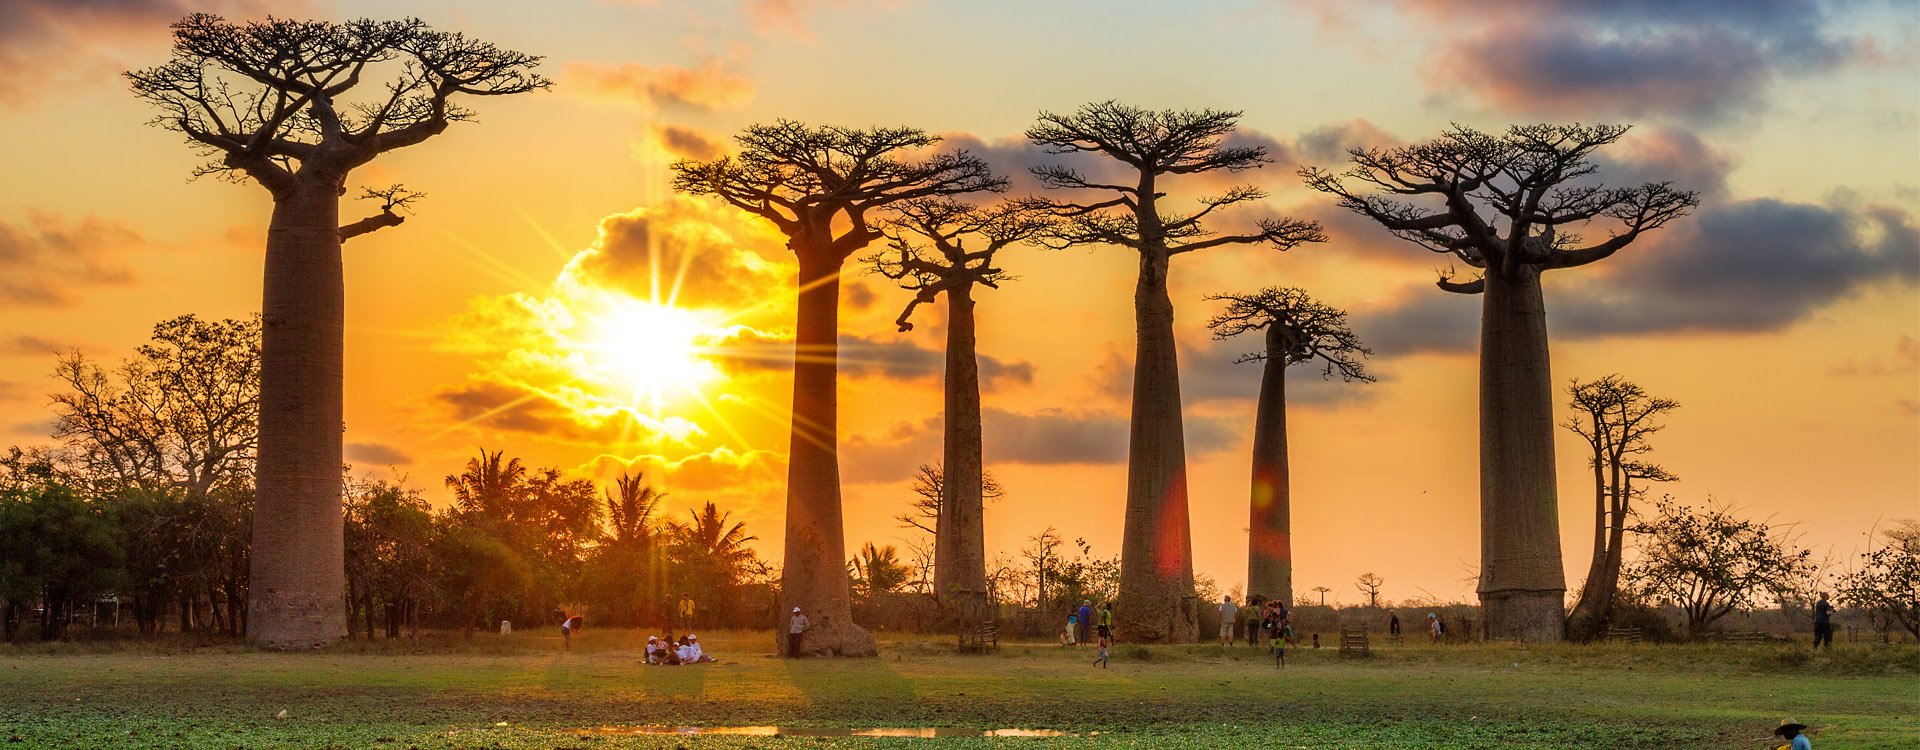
[1218,596,1238,645]
[679,634,711,664]
[787,607,809,657]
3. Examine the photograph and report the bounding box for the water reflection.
[584,725,1069,737]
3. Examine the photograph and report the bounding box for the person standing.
[1428,612,1441,642]
[1388,609,1401,637]
[1093,632,1109,669]
[1773,719,1813,750]
[1064,611,1078,646]
[1218,596,1238,646]
[1812,593,1835,649]
[786,606,809,657]
[1097,602,1114,643]
[677,593,697,632]
[1076,600,1094,646]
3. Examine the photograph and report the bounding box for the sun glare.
[577,297,722,408]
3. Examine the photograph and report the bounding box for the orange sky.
[2,0,1916,606]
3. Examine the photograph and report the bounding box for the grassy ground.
[2,629,1915,749]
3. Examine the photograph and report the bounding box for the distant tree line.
[0,316,775,641]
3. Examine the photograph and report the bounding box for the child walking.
[1093,633,1109,668]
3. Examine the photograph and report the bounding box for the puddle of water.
[583,725,1069,737]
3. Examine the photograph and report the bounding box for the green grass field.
[2,630,1914,749]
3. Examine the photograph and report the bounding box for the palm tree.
[445,449,526,523]
[850,542,910,600]
[606,471,663,547]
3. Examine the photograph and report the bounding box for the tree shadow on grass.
[780,653,918,723]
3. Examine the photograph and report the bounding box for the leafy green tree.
[1623,497,1812,635]
[1838,520,1920,640]
[345,477,435,640]
[850,542,910,600]
[666,502,761,626]
[584,472,665,626]
[0,479,123,640]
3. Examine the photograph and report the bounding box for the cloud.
[1309,0,1877,122]
[1345,198,1920,355]
[559,195,792,310]
[1554,199,1919,336]
[561,60,754,112]
[843,406,1239,483]
[0,1,293,108]
[432,377,704,447]
[1829,335,1920,377]
[0,212,140,305]
[711,327,1036,388]
[580,446,787,493]
[2,334,67,356]
[345,441,414,467]
[1093,337,1381,407]
[649,124,726,161]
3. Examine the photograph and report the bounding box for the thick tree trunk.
[934,285,989,620]
[1116,248,1198,643]
[1476,264,1567,642]
[776,251,876,657]
[1245,330,1292,604]
[248,182,348,649]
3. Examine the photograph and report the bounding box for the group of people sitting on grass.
[646,633,716,665]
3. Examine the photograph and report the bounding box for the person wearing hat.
[1773,718,1812,750]
[786,606,810,657]
[644,635,662,664]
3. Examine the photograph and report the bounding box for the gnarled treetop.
[127,13,549,193]
[1300,123,1700,292]
[1205,287,1373,380]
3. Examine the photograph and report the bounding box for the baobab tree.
[1206,287,1372,607]
[128,14,547,648]
[1355,572,1384,608]
[1025,102,1324,643]
[867,198,1049,619]
[672,123,1002,656]
[1563,375,1678,640]
[1302,124,1698,641]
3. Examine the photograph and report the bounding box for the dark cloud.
[1345,197,1920,355]
[712,327,1036,388]
[1390,0,1870,122]
[0,213,139,305]
[2,334,66,356]
[1556,199,1919,336]
[652,124,725,161]
[1094,337,1383,407]
[1295,119,1400,167]
[435,379,574,435]
[843,406,1241,483]
[345,441,413,467]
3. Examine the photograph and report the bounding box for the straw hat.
[1773,719,1808,736]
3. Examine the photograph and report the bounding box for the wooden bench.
[1718,631,1769,645]
[1338,625,1369,658]
[1606,626,1643,644]
[957,620,998,653]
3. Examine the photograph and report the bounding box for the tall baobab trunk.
[1117,246,1198,643]
[249,179,348,649]
[935,285,989,618]
[1245,326,1292,604]
[1476,264,1566,642]
[778,251,877,657]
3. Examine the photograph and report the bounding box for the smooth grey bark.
[1117,219,1198,643]
[778,251,876,657]
[934,286,988,617]
[249,180,349,649]
[1475,264,1566,641]
[1245,326,1292,604]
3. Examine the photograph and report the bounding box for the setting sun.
[576,297,723,408]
